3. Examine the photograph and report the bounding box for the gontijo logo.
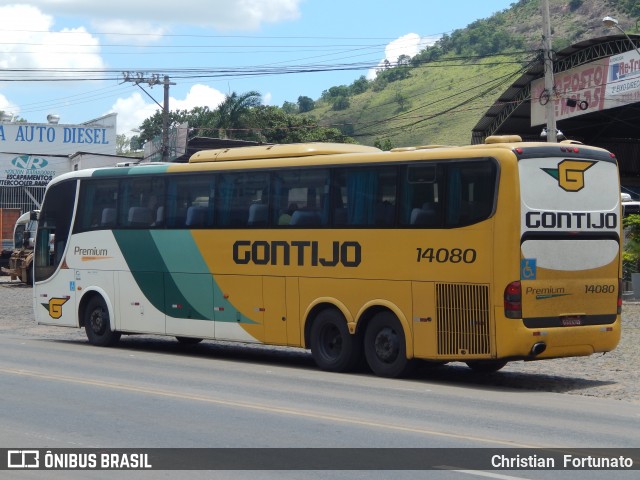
[42,297,69,319]
[542,160,595,192]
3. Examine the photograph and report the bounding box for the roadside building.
[0,113,124,255]
[472,33,640,193]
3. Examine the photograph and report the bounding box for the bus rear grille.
[436,283,491,356]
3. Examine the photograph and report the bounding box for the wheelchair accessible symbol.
[521,259,537,280]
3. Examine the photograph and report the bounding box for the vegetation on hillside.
[133,0,637,152]
[132,91,354,152]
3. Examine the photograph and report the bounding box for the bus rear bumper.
[495,316,621,360]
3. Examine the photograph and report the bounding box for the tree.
[137,109,190,145]
[321,85,350,101]
[331,96,350,111]
[395,92,409,111]
[349,76,369,95]
[216,91,262,138]
[282,101,298,114]
[116,134,130,155]
[297,96,315,113]
[374,138,394,151]
[397,54,411,66]
[245,106,356,144]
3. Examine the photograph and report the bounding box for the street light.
[602,16,640,57]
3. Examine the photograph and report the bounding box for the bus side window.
[332,166,396,227]
[402,164,441,227]
[75,179,118,231]
[446,160,497,227]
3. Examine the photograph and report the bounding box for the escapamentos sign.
[0,154,67,187]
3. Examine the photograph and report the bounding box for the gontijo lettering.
[233,240,361,267]
[525,211,617,229]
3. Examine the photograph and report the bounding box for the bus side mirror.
[30,210,39,221]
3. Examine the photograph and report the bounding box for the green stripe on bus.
[92,165,170,177]
[113,230,256,324]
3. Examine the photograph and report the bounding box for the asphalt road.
[0,333,638,480]
[0,277,639,479]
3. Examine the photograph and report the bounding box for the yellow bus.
[33,137,622,377]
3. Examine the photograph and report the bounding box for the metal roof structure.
[472,34,640,184]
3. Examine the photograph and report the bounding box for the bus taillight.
[504,281,522,319]
[618,278,622,314]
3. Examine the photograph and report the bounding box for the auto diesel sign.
[0,124,115,155]
[0,114,116,156]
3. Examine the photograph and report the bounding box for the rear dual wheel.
[310,309,362,373]
[364,312,411,378]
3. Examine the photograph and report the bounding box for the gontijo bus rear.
[32,136,621,377]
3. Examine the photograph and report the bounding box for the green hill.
[297,0,638,148]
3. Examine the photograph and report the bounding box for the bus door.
[518,153,620,329]
[34,180,78,327]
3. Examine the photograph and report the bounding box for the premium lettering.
[74,246,108,256]
[233,240,361,267]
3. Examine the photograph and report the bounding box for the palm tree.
[216,91,262,139]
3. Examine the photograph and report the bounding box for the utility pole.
[541,0,557,143]
[122,72,176,161]
[161,76,172,162]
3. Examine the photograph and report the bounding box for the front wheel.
[364,312,411,378]
[84,296,121,347]
[310,309,361,373]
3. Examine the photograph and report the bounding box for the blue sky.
[0,1,516,137]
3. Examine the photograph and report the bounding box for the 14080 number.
[584,284,615,294]
[416,247,477,264]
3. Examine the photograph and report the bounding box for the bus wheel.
[465,360,507,373]
[84,296,121,347]
[310,309,361,373]
[364,312,411,378]
[176,336,203,345]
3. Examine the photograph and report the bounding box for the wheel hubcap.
[90,309,105,334]
[321,325,342,358]
[374,327,398,363]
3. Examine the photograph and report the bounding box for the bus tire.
[465,360,507,373]
[84,295,121,347]
[364,311,411,378]
[310,308,361,373]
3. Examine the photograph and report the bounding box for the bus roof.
[189,142,381,163]
[187,136,608,165]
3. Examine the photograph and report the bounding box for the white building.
[0,113,123,252]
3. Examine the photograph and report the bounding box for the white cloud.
[0,5,105,73]
[20,0,302,31]
[109,92,157,136]
[0,93,20,118]
[367,33,440,80]
[109,84,226,135]
[171,84,226,112]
